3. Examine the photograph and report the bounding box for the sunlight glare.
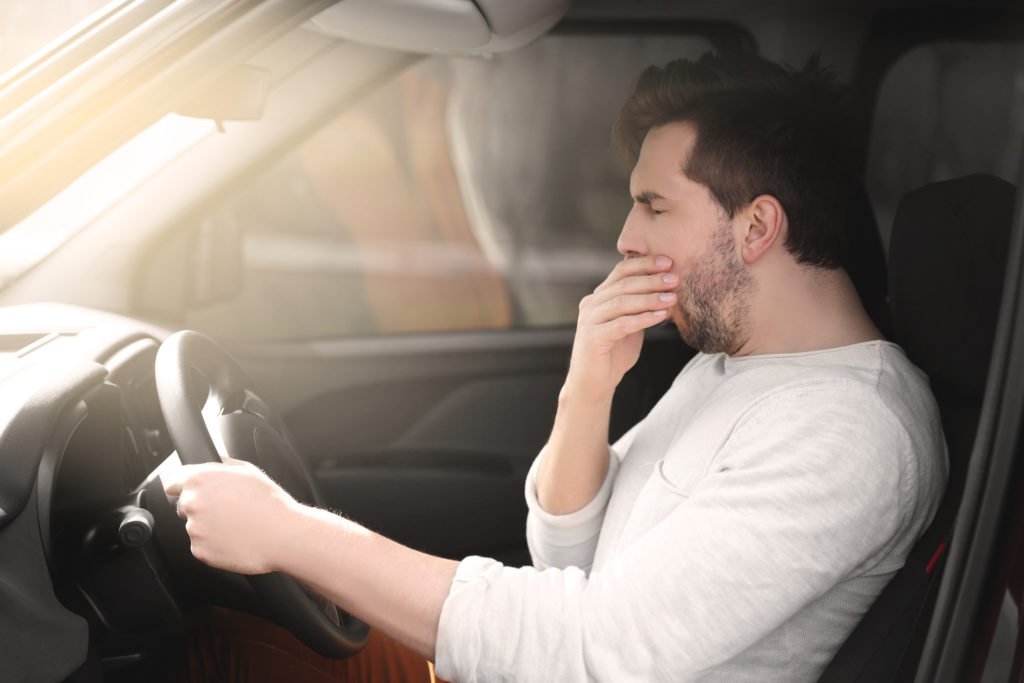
[0,113,215,285]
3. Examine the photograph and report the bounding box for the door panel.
[229,324,692,565]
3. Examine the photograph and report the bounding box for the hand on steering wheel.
[163,456,296,575]
[155,330,369,658]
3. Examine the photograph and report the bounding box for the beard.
[673,219,755,355]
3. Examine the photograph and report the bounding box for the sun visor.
[306,0,570,55]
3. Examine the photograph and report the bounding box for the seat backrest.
[818,173,1017,682]
[889,173,1015,530]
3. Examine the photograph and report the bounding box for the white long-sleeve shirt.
[435,341,948,682]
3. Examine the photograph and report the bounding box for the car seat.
[818,173,1017,682]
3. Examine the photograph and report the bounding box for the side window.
[867,43,1024,248]
[157,34,711,340]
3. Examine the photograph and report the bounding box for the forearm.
[535,386,613,515]
[535,255,675,516]
[272,504,458,661]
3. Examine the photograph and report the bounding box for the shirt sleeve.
[523,424,638,572]
[435,385,915,683]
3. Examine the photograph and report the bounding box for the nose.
[617,204,647,258]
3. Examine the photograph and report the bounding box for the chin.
[669,314,692,346]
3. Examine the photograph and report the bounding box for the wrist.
[267,498,310,573]
[559,378,615,409]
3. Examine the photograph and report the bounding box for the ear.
[739,194,785,265]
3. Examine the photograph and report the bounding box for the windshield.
[0,0,117,77]
[0,113,215,286]
[0,0,243,287]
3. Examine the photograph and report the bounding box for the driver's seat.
[818,173,1017,682]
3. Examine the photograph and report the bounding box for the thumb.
[162,471,183,497]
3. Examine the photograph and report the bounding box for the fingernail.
[659,293,675,302]
[655,256,671,267]
[662,273,678,283]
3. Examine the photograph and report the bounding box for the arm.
[535,254,677,514]
[525,254,677,571]
[163,459,456,661]
[524,422,641,572]
[275,505,457,659]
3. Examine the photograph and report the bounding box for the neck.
[732,265,883,357]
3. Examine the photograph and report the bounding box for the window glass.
[0,0,116,76]
[0,114,214,287]
[866,43,1024,249]
[178,34,711,340]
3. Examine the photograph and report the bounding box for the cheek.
[670,260,696,289]
[660,234,701,270]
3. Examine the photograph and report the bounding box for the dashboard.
[0,302,375,682]
[0,303,201,681]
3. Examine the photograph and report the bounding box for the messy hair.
[613,52,854,269]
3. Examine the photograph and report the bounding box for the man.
[166,52,947,682]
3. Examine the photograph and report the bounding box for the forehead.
[630,121,700,197]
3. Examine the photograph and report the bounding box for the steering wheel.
[154,329,369,658]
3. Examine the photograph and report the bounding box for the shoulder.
[728,349,935,466]
[726,375,908,462]
[718,343,946,514]
[727,341,939,435]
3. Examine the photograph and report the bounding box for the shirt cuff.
[433,555,505,682]
[524,448,619,539]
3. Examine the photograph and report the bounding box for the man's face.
[617,122,754,354]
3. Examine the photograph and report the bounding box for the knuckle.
[602,299,623,318]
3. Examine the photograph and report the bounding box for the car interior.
[0,1,1023,682]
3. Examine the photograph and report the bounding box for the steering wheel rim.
[154,330,369,658]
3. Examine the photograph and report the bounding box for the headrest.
[889,173,1016,401]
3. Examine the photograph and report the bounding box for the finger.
[594,255,673,293]
[586,291,677,325]
[163,474,183,498]
[176,489,200,521]
[591,309,669,342]
[589,271,679,306]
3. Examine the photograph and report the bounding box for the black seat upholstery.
[890,174,1015,529]
[818,173,1017,682]
[844,183,892,338]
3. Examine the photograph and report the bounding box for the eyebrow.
[633,190,665,205]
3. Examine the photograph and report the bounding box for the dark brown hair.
[613,52,853,269]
